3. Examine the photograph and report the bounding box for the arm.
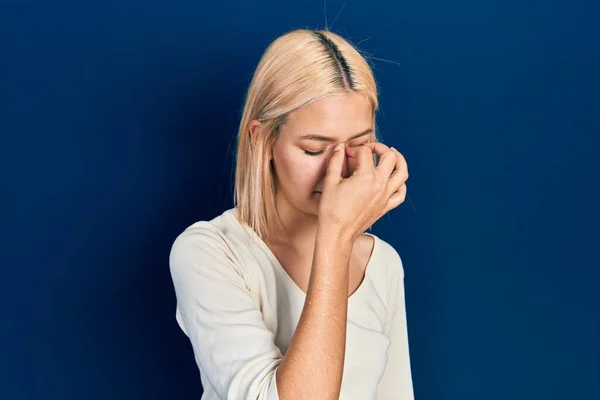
[377,249,415,399]
[170,224,282,399]
[169,222,354,400]
[276,224,353,399]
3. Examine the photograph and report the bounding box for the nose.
[324,149,351,178]
[317,149,352,191]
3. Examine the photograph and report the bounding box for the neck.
[267,192,320,255]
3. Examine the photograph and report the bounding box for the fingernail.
[390,146,397,152]
[334,143,344,151]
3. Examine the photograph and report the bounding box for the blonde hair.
[233,29,380,241]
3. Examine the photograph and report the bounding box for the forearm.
[276,224,354,399]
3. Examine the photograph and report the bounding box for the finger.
[385,148,409,195]
[354,145,375,174]
[389,146,408,176]
[344,142,385,159]
[385,146,407,179]
[384,183,407,213]
[346,142,397,170]
[324,143,346,185]
[375,149,397,180]
[387,172,408,199]
[344,145,360,159]
[363,142,403,176]
[363,142,391,158]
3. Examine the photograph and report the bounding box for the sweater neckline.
[224,208,379,302]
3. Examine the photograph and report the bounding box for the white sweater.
[169,208,414,399]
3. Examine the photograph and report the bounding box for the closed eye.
[304,141,369,156]
[304,149,325,156]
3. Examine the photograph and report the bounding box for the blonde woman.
[169,29,413,399]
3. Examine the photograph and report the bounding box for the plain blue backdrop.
[2,0,598,399]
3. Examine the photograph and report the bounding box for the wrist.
[316,223,355,250]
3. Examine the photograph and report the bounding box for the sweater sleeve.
[377,247,414,400]
[169,223,281,400]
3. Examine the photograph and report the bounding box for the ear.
[248,119,266,156]
[248,119,274,161]
[248,119,261,137]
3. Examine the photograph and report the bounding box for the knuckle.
[373,174,385,188]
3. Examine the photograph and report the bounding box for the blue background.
[2,0,598,399]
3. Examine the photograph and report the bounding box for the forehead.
[284,93,373,141]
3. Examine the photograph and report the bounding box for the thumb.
[325,143,345,186]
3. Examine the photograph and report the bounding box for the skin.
[248,91,408,399]
[250,92,376,295]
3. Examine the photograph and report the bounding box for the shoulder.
[368,235,408,315]
[370,234,405,279]
[169,208,242,275]
[368,234,406,302]
[170,220,225,256]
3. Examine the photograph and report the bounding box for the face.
[269,92,374,217]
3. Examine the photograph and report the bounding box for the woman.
[169,29,413,399]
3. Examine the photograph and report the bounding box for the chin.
[309,194,321,214]
[280,189,320,217]
[299,195,321,217]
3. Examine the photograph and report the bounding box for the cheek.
[297,158,324,183]
[275,148,325,186]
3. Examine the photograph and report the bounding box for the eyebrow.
[298,128,373,142]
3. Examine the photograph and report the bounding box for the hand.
[318,142,409,242]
